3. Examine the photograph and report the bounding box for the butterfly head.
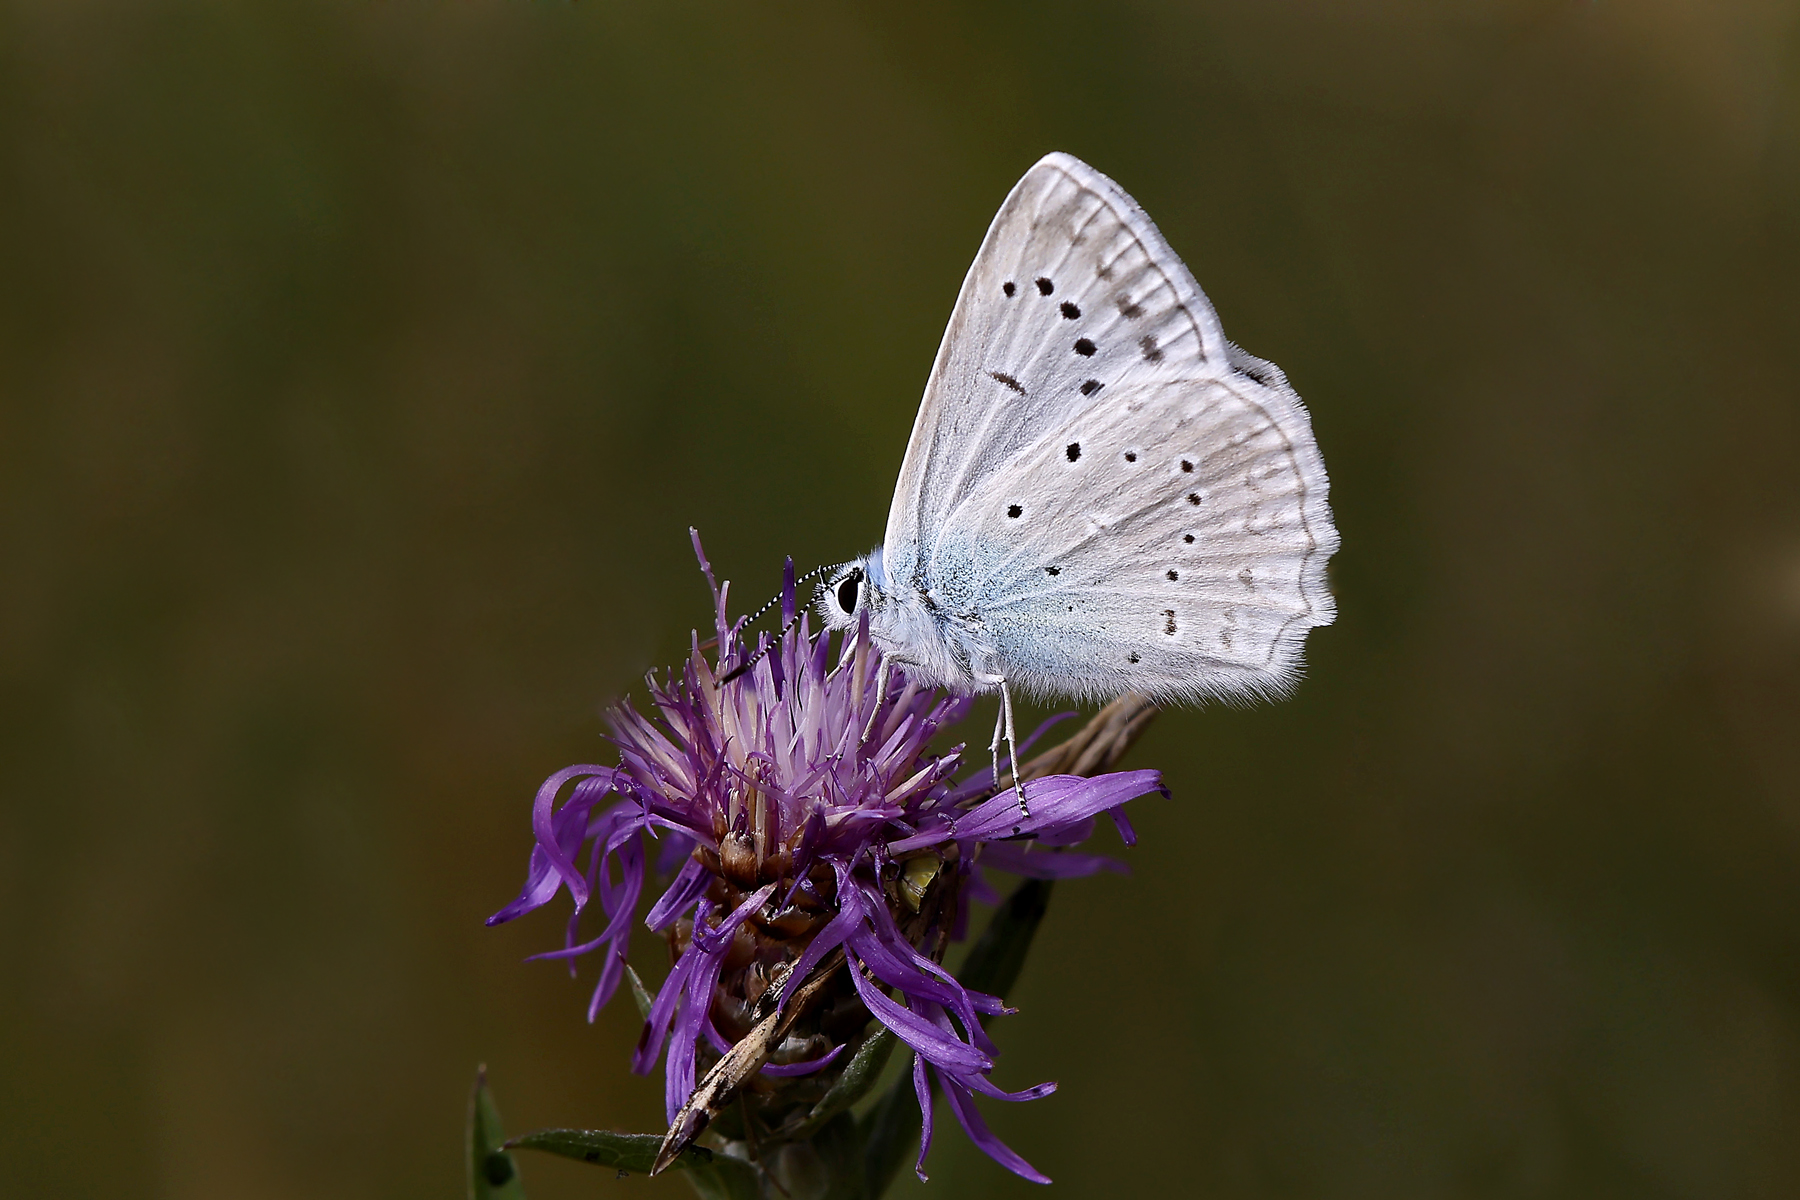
[813,550,972,693]
[816,553,886,634]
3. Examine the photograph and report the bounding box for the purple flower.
[489,532,1165,1184]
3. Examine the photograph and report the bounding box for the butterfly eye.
[836,570,863,614]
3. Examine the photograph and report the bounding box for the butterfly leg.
[860,658,893,746]
[976,674,1028,817]
[999,677,1028,819]
[985,695,1006,795]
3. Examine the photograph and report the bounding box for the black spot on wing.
[1124,451,1137,462]
[1045,566,1060,576]
[1002,281,1016,297]
[1035,277,1054,295]
[1180,460,1193,472]
[988,371,1025,394]
[1186,493,1202,505]
[1127,652,1140,664]
[1167,570,1179,581]
[1073,338,1096,357]
[1080,379,1103,396]
[1065,442,1081,462]
[1183,533,1195,543]
[1007,504,1023,518]
[1059,301,1081,320]
[1163,609,1177,636]
[1139,335,1163,363]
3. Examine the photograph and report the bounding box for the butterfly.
[814,152,1339,781]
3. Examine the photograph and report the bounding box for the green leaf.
[780,1027,897,1141]
[507,1128,757,1197]
[505,1128,709,1173]
[680,1153,762,1200]
[627,964,654,1021]
[466,1066,527,1200]
[860,878,1056,1197]
[812,1110,868,1200]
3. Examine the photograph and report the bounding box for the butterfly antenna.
[738,564,829,632]
[718,563,828,685]
[720,613,801,684]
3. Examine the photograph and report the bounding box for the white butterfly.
[816,152,1339,774]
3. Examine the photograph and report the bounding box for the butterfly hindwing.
[928,372,1336,703]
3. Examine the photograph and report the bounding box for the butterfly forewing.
[883,153,1233,591]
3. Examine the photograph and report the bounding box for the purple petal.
[646,856,709,932]
[1110,805,1139,846]
[846,953,990,1075]
[662,884,774,1121]
[852,926,997,1028]
[583,837,647,1015]
[484,844,566,927]
[940,1072,1052,1185]
[587,950,627,1022]
[689,526,718,599]
[913,1054,935,1182]
[688,527,733,652]
[531,767,619,906]
[632,928,702,1076]
[707,883,776,947]
[526,817,646,965]
[666,951,723,1120]
[961,1071,1058,1103]
[759,1043,846,1077]
[775,870,869,1010]
[855,890,1005,1032]
[916,990,1000,1063]
[488,779,621,925]
[887,769,1163,853]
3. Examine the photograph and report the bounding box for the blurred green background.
[3,1,1799,1196]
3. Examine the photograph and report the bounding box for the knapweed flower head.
[489,533,1164,1184]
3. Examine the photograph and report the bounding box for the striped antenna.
[738,564,829,632]
[719,562,829,685]
[720,612,802,683]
